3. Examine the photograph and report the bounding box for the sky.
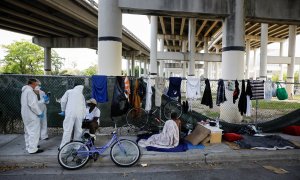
[0,14,299,71]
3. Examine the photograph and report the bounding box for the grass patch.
[252,100,300,110]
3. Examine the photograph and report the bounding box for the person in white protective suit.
[59,84,86,149]
[21,78,44,154]
[34,82,50,140]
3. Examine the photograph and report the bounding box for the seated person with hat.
[82,98,100,139]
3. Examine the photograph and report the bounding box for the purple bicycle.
[58,131,140,170]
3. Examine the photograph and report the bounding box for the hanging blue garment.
[92,75,108,103]
[167,77,182,98]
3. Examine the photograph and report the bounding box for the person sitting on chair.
[82,98,100,140]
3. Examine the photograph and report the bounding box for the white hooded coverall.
[59,85,86,148]
[36,89,49,140]
[21,85,42,153]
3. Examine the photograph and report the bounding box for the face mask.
[35,86,41,91]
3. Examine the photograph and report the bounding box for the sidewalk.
[0,133,300,168]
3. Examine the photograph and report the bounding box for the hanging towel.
[145,78,153,111]
[264,80,272,100]
[124,76,131,102]
[155,77,165,107]
[245,80,253,117]
[132,79,141,109]
[216,79,227,106]
[233,80,240,104]
[167,77,182,99]
[238,80,247,116]
[201,79,213,108]
[186,76,201,100]
[92,75,108,103]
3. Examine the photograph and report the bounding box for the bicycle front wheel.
[126,108,148,130]
[163,100,182,120]
[58,141,90,170]
[110,139,140,167]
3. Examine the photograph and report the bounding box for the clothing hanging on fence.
[132,79,141,109]
[250,80,265,100]
[155,77,165,107]
[167,77,182,102]
[238,80,247,116]
[201,79,213,108]
[124,76,131,102]
[186,76,201,100]
[216,79,227,106]
[245,80,253,117]
[145,78,153,111]
[233,80,240,104]
[264,80,272,100]
[111,76,129,117]
[91,75,108,103]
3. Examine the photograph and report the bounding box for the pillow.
[223,133,243,142]
[184,124,211,145]
[282,126,300,136]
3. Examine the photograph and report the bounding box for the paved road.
[1,160,299,180]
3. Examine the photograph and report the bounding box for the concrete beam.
[245,35,284,42]
[119,0,230,17]
[157,52,221,62]
[33,37,97,48]
[267,56,300,65]
[157,34,208,41]
[164,63,203,69]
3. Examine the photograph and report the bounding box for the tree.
[1,40,64,75]
[51,51,65,75]
[1,41,44,74]
[83,65,97,76]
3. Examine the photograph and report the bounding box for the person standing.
[21,78,44,154]
[34,82,50,140]
[59,84,86,149]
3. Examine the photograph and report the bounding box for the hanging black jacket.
[233,80,240,104]
[111,76,129,117]
[245,80,253,98]
[216,79,227,106]
[238,80,247,115]
[201,79,213,108]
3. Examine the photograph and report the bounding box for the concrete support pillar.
[203,37,209,78]
[182,40,187,77]
[215,45,221,79]
[139,60,142,77]
[245,39,250,79]
[98,0,122,75]
[44,47,51,75]
[260,23,268,80]
[159,39,165,77]
[188,18,196,76]
[220,0,245,123]
[150,16,158,75]
[286,25,297,98]
[279,41,284,81]
[253,49,257,79]
[126,58,130,76]
[131,55,135,76]
[143,59,147,76]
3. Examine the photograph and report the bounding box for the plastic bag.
[276,83,288,100]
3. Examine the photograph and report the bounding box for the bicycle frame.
[77,132,121,157]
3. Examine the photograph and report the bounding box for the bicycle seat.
[83,132,91,139]
[111,131,117,135]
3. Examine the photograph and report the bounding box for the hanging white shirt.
[145,78,153,111]
[85,107,101,124]
[246,95,252,117]
[186,77,201,100]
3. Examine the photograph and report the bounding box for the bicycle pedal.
[92,153,99,162]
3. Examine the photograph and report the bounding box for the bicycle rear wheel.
[110,139,140,167]
[58,141,90,170]
[126,108,148,130]
[163,100,182,120]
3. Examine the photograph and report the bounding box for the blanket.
[236,135,298,150]
[138,120,179,148]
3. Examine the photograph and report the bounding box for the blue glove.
[38,112,44,120]
[43,95,49,103]
[58,111,65,117]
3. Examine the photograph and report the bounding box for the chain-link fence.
[1,74,300,134]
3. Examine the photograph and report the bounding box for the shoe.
[58,148,60,151]
[37,145,40,148]
[43,138,49,140]
[30,149,44,154]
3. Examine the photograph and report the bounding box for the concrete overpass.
[0,0,150,74]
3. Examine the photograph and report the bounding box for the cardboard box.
[209,132,222,143]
